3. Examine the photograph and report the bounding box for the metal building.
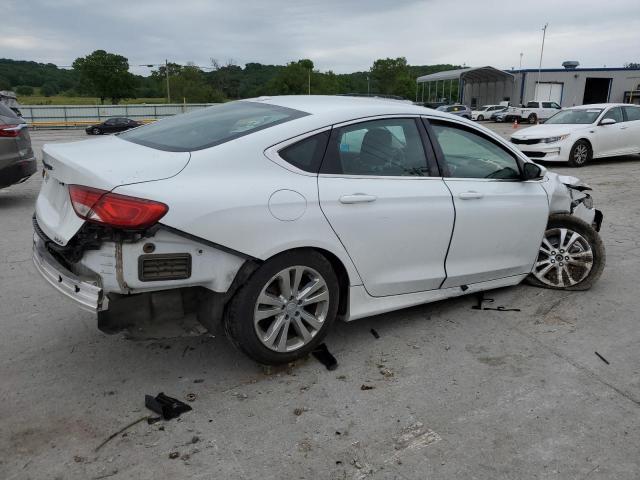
[416,64,640,108]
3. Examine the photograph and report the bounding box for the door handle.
[339,194,377,204]
[458,191,484,200]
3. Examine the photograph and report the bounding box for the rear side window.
[120,101,308,152]
[279,131,330,173]
[623,106,640,121]
[0,103,19,120]
[526,101,539,108]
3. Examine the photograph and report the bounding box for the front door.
[318,117,455,297]
[594,107,629,156]
[425,118,549,287]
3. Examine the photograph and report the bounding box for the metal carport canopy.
[416,66,514,83]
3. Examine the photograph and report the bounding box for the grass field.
[17,95,167,105]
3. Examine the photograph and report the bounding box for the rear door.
[622,106,640,152]
[424,117,549,287]
[318,117,454,297]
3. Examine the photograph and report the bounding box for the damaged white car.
[33,96,605,364]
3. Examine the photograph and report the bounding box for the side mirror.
[522,162,546,180]
[600,118,616,126]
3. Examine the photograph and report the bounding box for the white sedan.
[33,96,605,364]
[510,103,640,166]
[471,105,507,121]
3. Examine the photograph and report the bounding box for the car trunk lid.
[35,135,189,246]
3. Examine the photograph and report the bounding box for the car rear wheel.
[527,214,605,291]
[92,128,101,135]
[224,250,339,365]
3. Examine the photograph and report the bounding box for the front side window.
[119,101,308,152]
[321,118,429,176]
[623,106,640,121]
[105,119,117,126]
[526,101,539,108]
[430,121,521,180]
[602,107,623,123]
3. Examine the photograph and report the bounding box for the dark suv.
[0,104,36,190]
[435,104,472,119]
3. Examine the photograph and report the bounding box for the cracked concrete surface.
[1,127,639,479]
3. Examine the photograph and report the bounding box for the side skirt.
[345,274,527,321]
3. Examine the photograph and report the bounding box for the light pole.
[367,75,370,96]
[536,23,548,101]
[140,62,171,103]
[519,52,523,70]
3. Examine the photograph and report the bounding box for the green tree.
[72,50,135,104]
[41,82,59,97]
[268,59,314,95]
[625,62,640,69]
[370,57,414,99]
[15,85,34,95]
[0,75,10,90]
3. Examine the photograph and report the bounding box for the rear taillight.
[0,124,25,138]
[68,185,168,229]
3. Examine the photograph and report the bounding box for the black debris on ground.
[145,392,193,420]
[370,328,380,339]
[595,351,610,365]
[312,343,338,370]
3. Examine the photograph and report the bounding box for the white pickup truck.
[496,101,562,124]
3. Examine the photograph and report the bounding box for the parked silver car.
[435,104,472,119]
[0,103,36,189]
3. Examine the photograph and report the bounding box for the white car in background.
[33,96,605,365]
[511,103,640,166]
[471,105,507,121]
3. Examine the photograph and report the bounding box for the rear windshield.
[119,101,308,152]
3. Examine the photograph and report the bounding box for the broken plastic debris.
[145,392,193,420]
[312,343,338,370]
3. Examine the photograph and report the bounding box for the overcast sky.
[3,0,640,75]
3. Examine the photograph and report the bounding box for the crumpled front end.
[541,173,603,231]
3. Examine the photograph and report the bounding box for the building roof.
[417,66,514,83]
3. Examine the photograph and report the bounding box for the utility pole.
[367,75,370,96]
[536,23,548,101]
[519,52,523,70]
[308,68,311,95]
[165,59,171,103]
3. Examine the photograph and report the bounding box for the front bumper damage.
[543,173,603,231]
[32,234,105,312]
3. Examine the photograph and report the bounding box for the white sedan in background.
[471,104,508,121]
[510,103,640,167]
[33,96,605,365]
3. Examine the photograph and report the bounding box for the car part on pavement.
[528,214,605,290]
[145,392,193,420]
[312,343,338,370]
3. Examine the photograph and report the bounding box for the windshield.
[545,109,603,125]
[436,106,447,111]
[478,106,490,111]
[119,101,308,151]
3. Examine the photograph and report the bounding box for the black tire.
[526,214,605,291]
[568,139,592,167]
[477,115,484,121]
[92,127,101,135]
[224,250,340,365]
[528,113,537,124]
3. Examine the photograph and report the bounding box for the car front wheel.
[477,115,484,121]
[527,214,605,291]
[568,140,592,167]
[92,128,101,135]
[224,250,339,365]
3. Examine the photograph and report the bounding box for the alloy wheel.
[253,266,330,352]
[573,144,589,165]
[532,227,594,288]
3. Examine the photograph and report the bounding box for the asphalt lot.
[1,125,640,480]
